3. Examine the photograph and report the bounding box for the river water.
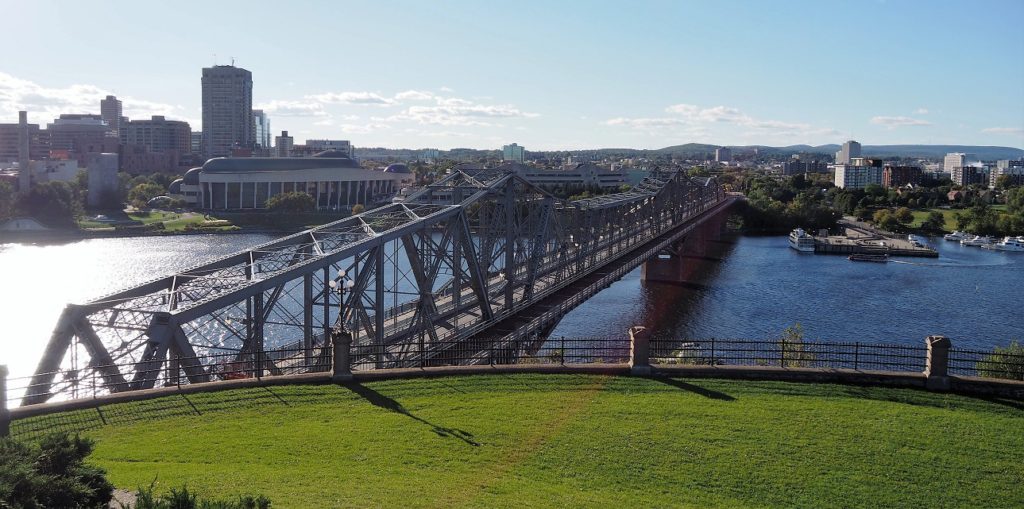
[1,233,1022,381]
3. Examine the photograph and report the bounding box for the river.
[1,233,1022,381]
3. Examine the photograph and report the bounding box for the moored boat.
[943,231,968,242]
[984,236,1024,252]
[789,228,816,252]
[961,235,993,247]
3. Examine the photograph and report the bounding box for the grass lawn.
[909,208,960,232]
[12,375,1023,508]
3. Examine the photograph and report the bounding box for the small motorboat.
[848,253,889,263]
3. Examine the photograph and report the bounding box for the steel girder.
[24,168,725,405]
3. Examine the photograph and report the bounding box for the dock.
[813,220,938,258]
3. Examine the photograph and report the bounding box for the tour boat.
[961,235,993,247]
[983,237,1024,252]
[789,228,816,252]
[943,231,968,242]
[848,253,889,263]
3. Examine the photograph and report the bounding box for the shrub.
[0,433,114,508]
[975,341,1024,381]
[127,482,271,509]
[780,323,815,368]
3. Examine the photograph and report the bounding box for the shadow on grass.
[652,377,736,401]
[343,382,480,447]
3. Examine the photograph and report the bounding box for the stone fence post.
[629,326,651,375]
[924,335,951,391]
[1,365,9,437]
[332,329,353,382]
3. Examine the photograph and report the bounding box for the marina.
[789,220,939,258]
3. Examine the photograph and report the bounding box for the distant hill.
[653,143,1024,160]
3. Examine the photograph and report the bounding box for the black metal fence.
[949,347,1024,379]
[649,338,928,372]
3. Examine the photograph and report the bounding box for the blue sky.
[1,0,1022,150]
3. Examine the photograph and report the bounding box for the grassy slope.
[909,205,1011,233]
[13,375,1023,508]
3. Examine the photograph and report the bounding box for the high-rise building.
[124,116,191,155]
[952,166,984,187]
[990,159,1024,188]
[715,147,732,163]
[882,165,922,188]
[943,153,966,173]
[201,65,253,158]
[502,143,525,163]
[834,158,883,189]
[100,95,123,139]
[190,132,203,154]
[253,109,271,149]
[275,130,294,157]
[834,140,861,165]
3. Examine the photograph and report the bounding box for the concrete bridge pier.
[640,210,730,284]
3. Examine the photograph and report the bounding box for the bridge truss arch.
[24,168,725,404]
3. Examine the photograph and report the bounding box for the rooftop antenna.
[231,56,235,66]
[213,53,217,65]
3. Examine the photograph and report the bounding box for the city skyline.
[0,0,1022,151]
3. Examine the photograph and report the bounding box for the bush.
[265,192,315,213]
[0,433,114,508]
[975,341,1024,381]
[127,482,271,509]
[780,323,815,368]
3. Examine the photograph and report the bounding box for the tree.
[872,209,900,232]
[351,203,365,215]
[127,183,166,209]
[921,210,946,232]
[0,433,114,508]
[265,191,315,213]
[894,207,914,225]
[1007,187,1024,214]
[975,341,1024,381]
[0,181,14,221]
[15,181,81,226]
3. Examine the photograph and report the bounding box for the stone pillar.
[0,365,9,437]
[629,326,651,375]
[924,335,951,391]
[332,329,352,382]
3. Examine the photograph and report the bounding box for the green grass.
[12,375,1024,508]
[909,208,960,232]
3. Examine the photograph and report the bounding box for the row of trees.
[739,175,841,233]
[954,189,1024,236]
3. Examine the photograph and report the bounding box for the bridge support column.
[629,327,652,376]
[332,330,352,382]
[0,365,9,437]
[924,335,951,392]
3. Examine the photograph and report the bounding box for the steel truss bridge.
[24,168,729,405]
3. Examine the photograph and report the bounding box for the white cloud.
[306,91,395,106]
[385,95,539,126]
[336,123,389,134]
[256,99,327,117]
[870,116,932,128]
[915,108,929,115]
[604,117,687,128]
[394,90,434,101]
[982,127,1024,136]
[439,86,455,93]
[0,71,184,125]
[610,103,827,142]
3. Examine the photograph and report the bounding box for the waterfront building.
[943,153,967,173]
[715,147,732,163]
[882,165,922,188]
[834,159,883,189]
[100,95,122,139]
[275,130,294,157]
[0,121,49,163]
[835,140,861,165]
[201,65,254,158]
[253,109,271,149]
[502,143,525,163]
[124,116,191,156]
[172,151,407,210]
[46,114,120,165]
[990,159,1024,188]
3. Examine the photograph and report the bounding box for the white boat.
[984,237,1024,252]
[961,235,994,247]
[789,228,816,252]
[943,231,968,241]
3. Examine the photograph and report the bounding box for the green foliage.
[740,175,839,233]
[872,209,901,232]
[15,180,82,226]
[894,207,914,224]
[125,482,271,509]
[0,433,114,508]
[127,183,167,209]
[1007,187,1024,214]
[351,203,365,215]
[779,323,815,368]
[975,341,1024,381]
[0,180,14,221]
[921,210,946,232]
[264,192,315,213]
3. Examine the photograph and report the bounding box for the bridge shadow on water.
[342,382,481,447]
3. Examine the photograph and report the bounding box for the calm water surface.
[1,233,1022,381]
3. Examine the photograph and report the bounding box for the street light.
[328,268,355,380]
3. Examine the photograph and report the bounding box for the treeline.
[955,188,1024,236]
[739,174,840,233]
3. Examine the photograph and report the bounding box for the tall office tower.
[834,140,861,164]
[201,65,253,158]
[502,143,525,163]
[100,95,123,138]
[275,130,294,157]
[715,146,732,163]
[944,152,966,173]
[253,110,271,149]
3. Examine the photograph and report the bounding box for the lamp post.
[329,269,355,381]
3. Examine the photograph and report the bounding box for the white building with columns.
[179,151,410,211]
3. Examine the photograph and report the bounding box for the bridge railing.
[649,338,927,372]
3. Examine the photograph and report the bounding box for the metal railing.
[949,347,1024,380]
[650,338,927,372]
